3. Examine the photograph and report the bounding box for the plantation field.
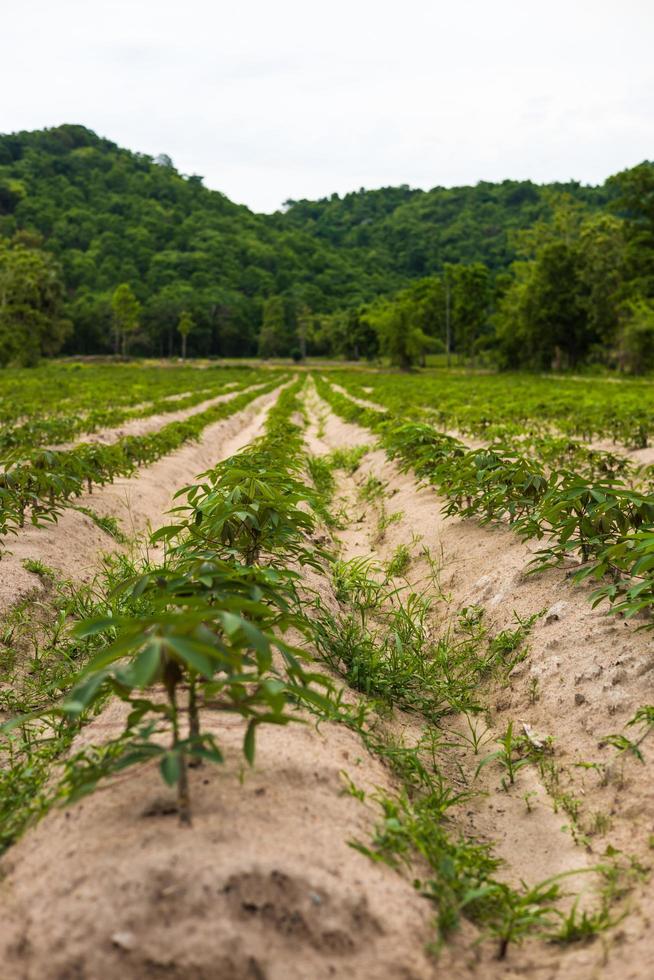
[0,361,653,979]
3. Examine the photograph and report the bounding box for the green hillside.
[0,125,390,355]
[276,178,610,275]
[0,124,649,368]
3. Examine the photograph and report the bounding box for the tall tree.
[111,283,141,356]
[177,310,194,360]
[609,162,654,297]
[617,299,654,374]
[258,295,286,358]
[494,199,627,369]
[296,304,311,361]
[369,298,435,370]
[0,238,71,366]
[446,263,492,360]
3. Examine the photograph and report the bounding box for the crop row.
[0,367,263,454]
[327,370,654,449]
[0,377,283,551]
[6,378,329,821]
[314,375,654,626]
[0,362,261,425]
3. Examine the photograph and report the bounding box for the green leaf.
[221,611,243,636]
[160,750,181,786]
[128,640,162,687]
[74,616,117,637]
[244,720,257,765]
[164,635,216,677]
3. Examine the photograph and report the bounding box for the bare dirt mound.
[0,707,445,980]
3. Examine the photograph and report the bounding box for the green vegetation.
[110,282,141,356]
[0,235,71,366]
[2,380,329,825]
[1,367,642,966]
[326,368,654,447]
[0,362,259,448]
[0,368,279,552]
[315,373,654,629]
[1,123,652,371]
[177,310,194,360]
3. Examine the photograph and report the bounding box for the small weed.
[340,771,366,802]
[377,508,403,537]
[450,712,493,755]
[523,790,537,813]
[477,722,532,788]
[326,445,369,474]
[71,504,128,543]
[418,544,451,603]
[487,611,541,673]
[332,556,389,625]
[307,454,336,499]
[601,706,654,768]
[359,475,386,503]
[385,543,411,579]
[551,897,617,944]
[22,558,56,579]
[589,811,612,836]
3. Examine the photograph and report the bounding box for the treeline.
[346,171,654,372]
[0,123,652,371]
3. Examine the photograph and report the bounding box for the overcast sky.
[2,0,652,212]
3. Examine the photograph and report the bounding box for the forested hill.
[0,123,626,358]
[276,179,611,275]
[0,124,390,356]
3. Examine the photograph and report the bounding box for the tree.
[318,307,379,360]
[258,295,286,359]
[609,162,654,297]
[296,304,311,360]
[446,263,492,360]
[369,298,436,370]
[0,238,71,367]
[177,310,194,360]
[577,214,626,353]
[0,124,649,363]
[111,283,141,356]
[495,242,583,369]
[616,299,654,374]
[494,200,627,370]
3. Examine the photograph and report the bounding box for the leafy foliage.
[0,236,71,365]
[2,379,330,822]
[3,124,651,366]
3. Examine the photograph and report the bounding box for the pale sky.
[2,0,652,212]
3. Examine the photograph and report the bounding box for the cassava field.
[1,359,654,980]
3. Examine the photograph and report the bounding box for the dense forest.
[0,123,652,370]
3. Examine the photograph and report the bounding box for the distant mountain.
[0,124,618,356]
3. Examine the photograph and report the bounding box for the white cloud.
[2,0,653,210]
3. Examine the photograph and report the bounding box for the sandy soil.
[0,674,450,980]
